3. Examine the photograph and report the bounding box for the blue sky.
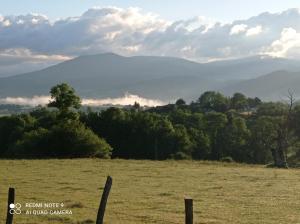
[1,0,300,22]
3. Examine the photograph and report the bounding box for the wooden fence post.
[6,188,15,224]
[185,198,193,224]
[96,176,113,224]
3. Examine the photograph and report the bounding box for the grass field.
[0,159,300,224]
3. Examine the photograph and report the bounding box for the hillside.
[0,53,216,101]
[206,56,300,80]
[221,70,300,100]
[0,53,300,101]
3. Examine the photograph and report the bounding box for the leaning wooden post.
[185,198,193,224]
[6,188,15,224]
[96,176,113,224]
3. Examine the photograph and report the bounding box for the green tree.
[247,97,262,110]
[171,124,193,159]
[256,102,291,168]
[231,93,248,111]
[0,114,36,156]
[248,116,276,164]
[189,128,210,159]
[222,116,250,162]
[204,112,228,160]
[175,98,186,106]
[48,83,81,115]
[198,91,229,112]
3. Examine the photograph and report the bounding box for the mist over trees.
[1,83,300,168]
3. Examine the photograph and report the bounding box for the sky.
[1,1,300,76]
[1,0,300,22]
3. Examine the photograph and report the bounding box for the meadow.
[0,159,300,224]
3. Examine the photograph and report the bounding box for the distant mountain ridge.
[221,70,300,100]
[0,53,300,101]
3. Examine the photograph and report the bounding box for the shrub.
[14,121,112,158]
[220,156,234,163]
[171,151,191,160]
[13,128,50,157]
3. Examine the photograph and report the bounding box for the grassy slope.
[0,159,300,224]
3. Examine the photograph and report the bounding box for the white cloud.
[16,19,24,25]
[263,27,300,58]
[1,19,11,27]
[104,31,122,41]
[0,48,71,63]
[0,48,71,76]
[0,96,50,106]
[0,93,165,107]
[246,25,263,36]
[121,45,141,53]
[0,7,300,74]
[230,24,248,35]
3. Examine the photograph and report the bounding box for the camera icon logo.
[9,203,22,215]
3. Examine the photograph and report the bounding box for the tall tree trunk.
[271,148,280,167]
[273,129,288,168]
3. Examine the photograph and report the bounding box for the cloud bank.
[0,93,165,107]
[1,7,300,75]
[0,48,71,77]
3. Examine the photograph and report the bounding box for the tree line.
[1,83,300,168]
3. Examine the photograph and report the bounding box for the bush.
[14,121,112,158]
[171,151,191,160]
[220,156,234,163]
[13,128,50,157]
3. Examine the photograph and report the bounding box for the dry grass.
[0,159,300,224]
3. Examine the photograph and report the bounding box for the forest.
[1,83,300,168]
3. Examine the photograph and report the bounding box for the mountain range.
[0,53,300,102]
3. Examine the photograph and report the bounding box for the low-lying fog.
[0,93,165,107]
